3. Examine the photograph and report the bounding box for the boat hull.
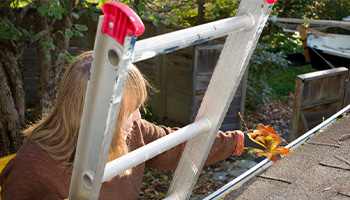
[307,34,350,70]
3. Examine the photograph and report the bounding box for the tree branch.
[307,141,340,148]
[256,175,292,184]
[335,190,350,198]
[333,154,350,166]
[32,29,51,43]
[318,162,350,171]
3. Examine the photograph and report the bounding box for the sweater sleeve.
[134,120,244,170]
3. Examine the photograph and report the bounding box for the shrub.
[245,44,290,110]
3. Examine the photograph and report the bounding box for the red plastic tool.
[265,0,277,4]
[102,2,145,46]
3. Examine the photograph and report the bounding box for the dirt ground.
[244,93,294,141]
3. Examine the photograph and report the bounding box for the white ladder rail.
[68,1,276,199]
[68,19,134,199]
[69,2,145,199]
[165,1,275,199]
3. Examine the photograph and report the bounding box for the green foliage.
[0,18,31,42]
[271,0,314,19]
[168,3,197,27]
[140,106,165,125]
[1,1,98,62]
[37,2,65,20]
[309,0,350,34]
[246,44,316,110]
[268,0,350,50]
[245,44,290,110]
[306,0,350,21]
[204,0,239,23]
[98,0,350,33]
[266,64,315,102]
[261,26,303,54]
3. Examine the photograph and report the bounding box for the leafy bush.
[245,44,290,110]
[246,44,316,110]
[261,25,304,55]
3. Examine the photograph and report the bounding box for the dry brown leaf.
[249,123,290,162]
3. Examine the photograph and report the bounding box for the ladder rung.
[102,117,211,182]
[133,15,253,63]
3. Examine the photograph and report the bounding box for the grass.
[266,64,316,102]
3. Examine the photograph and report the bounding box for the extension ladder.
[69,1,276,199]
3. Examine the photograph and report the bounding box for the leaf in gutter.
[248,123,290,162]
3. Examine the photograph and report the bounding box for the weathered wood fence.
[289,67,349,141]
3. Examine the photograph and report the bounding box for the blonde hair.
[107,64,148,176]
[23,51,148,176]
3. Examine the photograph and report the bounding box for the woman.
[0,51,247,200]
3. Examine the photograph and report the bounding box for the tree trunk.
[0,53,25,154]
[197,0,205,25]
[35,36,54,117]
[34,1,74,118]
[34,2,55,118]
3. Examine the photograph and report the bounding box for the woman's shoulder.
[10,142,57,168]
[1,142,69,181]
[0,142,71,199]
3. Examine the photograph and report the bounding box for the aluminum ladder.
[68,0,276,199]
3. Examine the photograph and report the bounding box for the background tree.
[0,0,97,155]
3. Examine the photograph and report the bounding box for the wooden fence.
[289,67,348,141]
[343,70,350,107]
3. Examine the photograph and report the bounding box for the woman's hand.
[243,131,266,150]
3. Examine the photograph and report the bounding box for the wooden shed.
[136,20,248,131]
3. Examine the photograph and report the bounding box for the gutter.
[205,104,350,200]
[269,16,350,27]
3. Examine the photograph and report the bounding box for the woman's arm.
[132,120,243,170]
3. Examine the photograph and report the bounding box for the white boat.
[269,15,350,69]
[307,33,350,59]
[307,34,350,69]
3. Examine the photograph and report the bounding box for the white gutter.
[205,104,350,200]
[269,15,350,27]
